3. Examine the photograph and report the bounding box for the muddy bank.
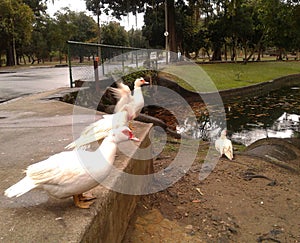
[123,137,300,242]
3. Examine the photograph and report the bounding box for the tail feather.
[4,177,37,198]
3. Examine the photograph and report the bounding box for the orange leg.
[129,121,134,131]
[73,193,96,209]
[78,192,96,201]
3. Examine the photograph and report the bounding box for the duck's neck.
[133,86,143,102]
[97,137,117,165]
[221,134,226,139]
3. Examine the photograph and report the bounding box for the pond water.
[227,86,300,146]
[176,86,300,146]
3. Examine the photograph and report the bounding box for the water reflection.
[177,86,300,146]
[231,112,300,146]
[176,116,222,140]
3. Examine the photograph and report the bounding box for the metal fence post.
[67,42,73,88]
[94,57,100,92]
[122,49,125,72]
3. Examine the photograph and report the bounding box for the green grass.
[161,61,300,91]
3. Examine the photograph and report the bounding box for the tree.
[85,0,104,45]
[23,0,47,17]
[101,21,129,46]
[245,0,295,61]
[53,8,98,63]
[291,4,300,58]
[16,0,56,64]
[266,0,294,60]
[228,1,255,62]
[142,4,165,49]
[207,16,227,61]
[176,1,208,58]
[0,0,34,66]
[85,0,180,60]
[128,28,148,48]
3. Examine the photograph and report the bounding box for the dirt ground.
[123,139,300,243]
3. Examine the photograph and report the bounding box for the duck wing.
[110,82,133,113]
[65,111,129,149]
[4,152,83,198]
[223,139,233,160]
[27,152,83,185]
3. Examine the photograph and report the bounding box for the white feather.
[4,126,132,199]
[4,177,36,198]
[215,130,233,160]
[110,82,133,113]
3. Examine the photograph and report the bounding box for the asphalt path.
[0,66,70,102]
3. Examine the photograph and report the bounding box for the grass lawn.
[161,61,300,92]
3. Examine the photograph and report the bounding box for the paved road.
[0,66,70,102]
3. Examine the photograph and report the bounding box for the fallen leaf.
[195,188,204,196]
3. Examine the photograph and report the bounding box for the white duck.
[131,77,149,118]
[215,129,233,160]
[111,77,149,118]
[5,126,137,209]
[65,78,148,150]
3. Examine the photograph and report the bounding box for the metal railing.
[67,41,164,87]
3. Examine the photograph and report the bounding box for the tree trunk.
[224,43,228,61]
[212,46,222,61]
[22,55,27,64]
[278,48,283,60]
[167,0,178,62]
[6,42,15,66]
[16,54,20,65]
[256,45,261,61]
[206,49,210,60]
[231,37,237,61]
[79,55,84,63]
[59,50,63,64]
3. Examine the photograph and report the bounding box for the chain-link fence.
[67,41,167,87]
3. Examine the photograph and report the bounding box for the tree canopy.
[1,0,300,66]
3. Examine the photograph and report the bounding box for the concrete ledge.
[218,73,300,103]
[0,88,153,243]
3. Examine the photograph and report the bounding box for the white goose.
[215,129,233,160]
[65,78,148,150]
[5,126,137,209]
